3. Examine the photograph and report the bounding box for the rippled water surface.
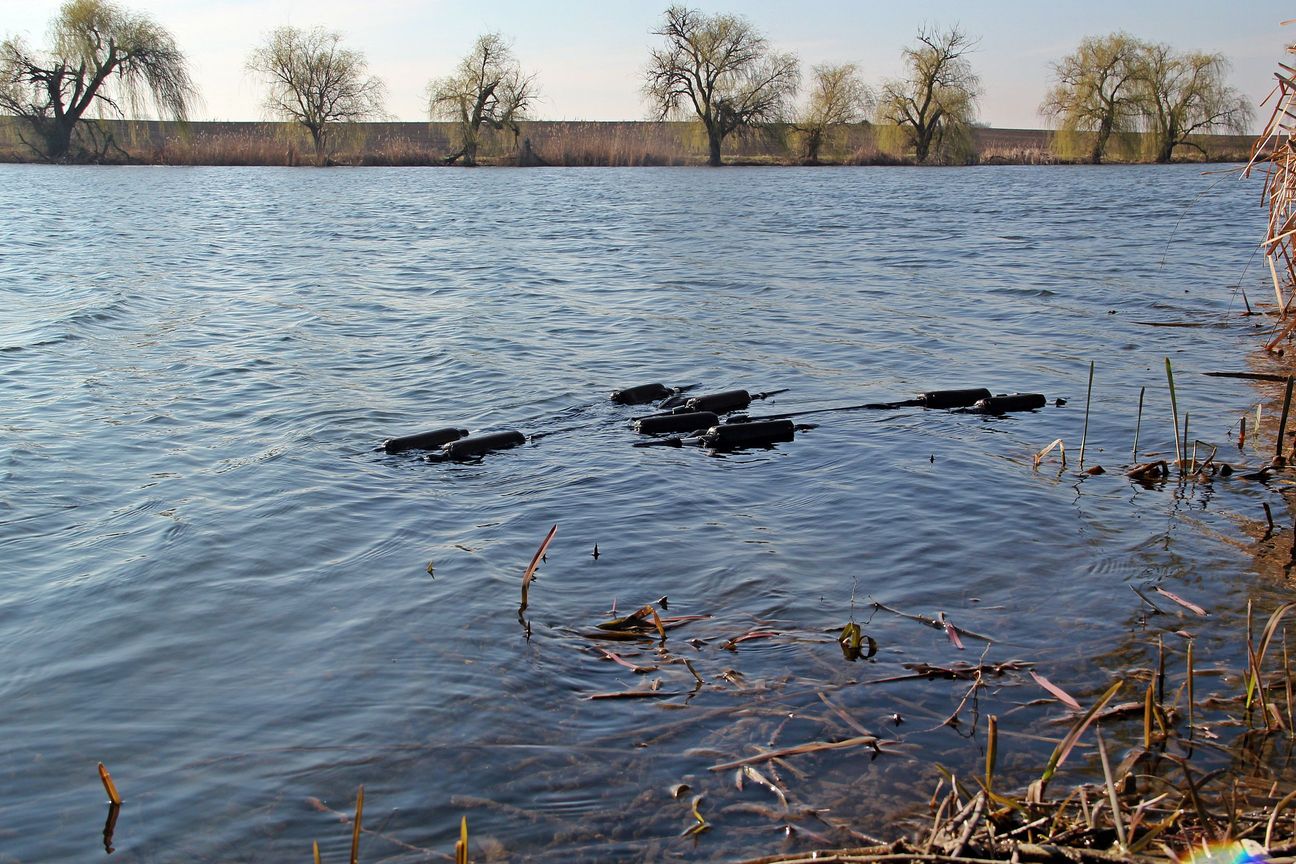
[0,164,1286,862]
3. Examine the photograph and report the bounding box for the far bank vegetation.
[0,1,1259,167]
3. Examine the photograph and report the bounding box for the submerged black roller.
[612,383,673,405]
[685,389,752,414]
[658,393,691,409]
[703,419,795,449]
[438,430,527,460]
[636,411,720,435]
[971,393,1047,414]
[383,427,469,454]
[917,388,992,410]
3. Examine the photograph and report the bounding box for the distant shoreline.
[0,119,1254,167]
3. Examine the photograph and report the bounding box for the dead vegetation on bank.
[0,117,1253,167]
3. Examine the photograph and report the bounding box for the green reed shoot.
[1133,386,1145,462]
[1080,361,1094,469]
[1247,602,1296,711]
[1041,679,1123,784]
[1166,359,1182,469]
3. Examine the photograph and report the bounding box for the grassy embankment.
[0,118,1254,166]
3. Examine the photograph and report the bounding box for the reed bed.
[0,118,1252,167]
[1247,49,1296,350]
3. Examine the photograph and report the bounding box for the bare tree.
[426,33,536,167]
[1040,33,1146,164]
[1134,44,1252,163]
[247,26,385,165]
[796,63,873,163]
[877,25,980,164]
[0,0,195,161]
[644,5,799,167]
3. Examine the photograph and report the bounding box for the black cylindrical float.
[917,388,992,410]
[686,389,752,414]
[635,411,721,435]
[439,430,527,460]
[703,419,795,449]
[612,383,672,405]
[383,427,469,454]
[972,393,1047,414]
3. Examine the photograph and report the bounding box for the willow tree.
[1040,33,1146,164]
[0,0,195,161]
[796,63,873,163]
[1135,44,1252,163]
[877,25,980,164]
[247,26,386,165]
[426,33,536,167]
[644,5,799,167]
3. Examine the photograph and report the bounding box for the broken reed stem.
[1184,415,1192,473]
[1080,361,1094,469]
[313,841,322,864]
[1278,376,1294,460]
[350,785,364,864]
[455,815,469,864]
[1187,640,1195,746]
[519,524,558,614]
[1166,359,1182,470]
[97,762,122,806]
[1133,386,1145,463]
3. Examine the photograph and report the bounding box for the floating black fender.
[383,427,469,454]
[685,389,752,414]
[916,388,992,410]
[611,383,673,405]
[969,393,1047,415]
[703,419,796,450]
[635,411,721,435]
[428,430,527,461]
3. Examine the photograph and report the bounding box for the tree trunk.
[914,124,933,163]
[706,126,722,167]
[41,119,75,161]
[308,125,327,166]
[1155,139,1175,164]
[804,128,823,164]
[1090,117,1113,165]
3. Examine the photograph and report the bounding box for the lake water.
[0,163,1288,863]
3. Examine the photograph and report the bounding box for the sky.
[0,0,1292,130]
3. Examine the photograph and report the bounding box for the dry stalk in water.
[519,524,558,614]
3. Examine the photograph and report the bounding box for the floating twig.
[710,734,886,771]
[1030,671,1082,711]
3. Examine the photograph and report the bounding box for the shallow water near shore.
[0,163,1289,862]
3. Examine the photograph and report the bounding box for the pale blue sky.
[0,0,1290,129]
